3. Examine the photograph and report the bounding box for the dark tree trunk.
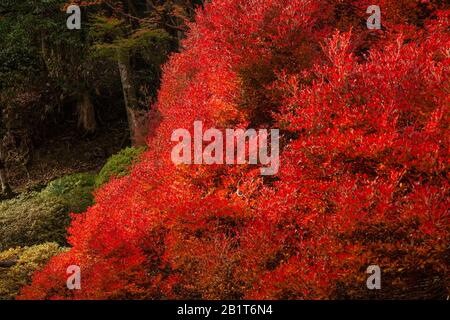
[0,143,12,196]
[76,90,97,134]
[117,49,148,146]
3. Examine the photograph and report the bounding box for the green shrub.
[0,192,69,250]
[0,243,65,300]
[0,173,96,250]
[42,173,96,213]
[95,147,145,188]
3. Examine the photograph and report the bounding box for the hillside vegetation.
[16,0,450,300]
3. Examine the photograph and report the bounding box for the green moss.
[0,243,65,300]
[95,147,145,188]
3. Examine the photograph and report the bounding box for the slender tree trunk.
[117,49,148,146]
[0,144,12,196]
[76,90,97,133]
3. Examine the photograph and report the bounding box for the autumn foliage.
[19,0,449,299]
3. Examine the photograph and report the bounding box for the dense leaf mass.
[19,0,449,299]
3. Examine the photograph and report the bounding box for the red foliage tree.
[19,0,449,299]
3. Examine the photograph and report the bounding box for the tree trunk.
[0,144,12,196]
[76,90,97,134]
[117,49,148,146]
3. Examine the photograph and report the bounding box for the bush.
[0,193,69,250]
[0,173,96,250]
[0,243,65,300]
[42,173,96,213]
[95,147,146,188]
